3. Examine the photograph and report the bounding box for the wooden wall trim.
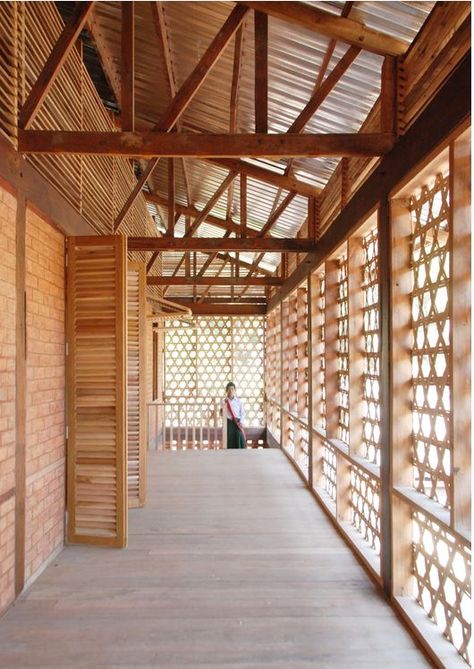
[15,191,26,597]
[268,52,470,311]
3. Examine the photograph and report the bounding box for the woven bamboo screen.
[164,317,265,427]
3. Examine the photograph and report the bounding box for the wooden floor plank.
[0,450,429,668]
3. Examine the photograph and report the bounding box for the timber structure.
[0,2,470,668]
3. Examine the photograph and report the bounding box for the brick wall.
[24,209,65,583]
[0,184,17,613]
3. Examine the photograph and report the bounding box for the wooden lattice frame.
[265,307,281,439]
[322,441,337,503]
[412,510,471,663]
[337,256,350,444]
[317,274,327,432]
[408,172,451,507]
[350,464,381,555]
[361,228,381,465]
[164,316,265,427]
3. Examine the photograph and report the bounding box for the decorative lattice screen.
[361,229,381,465]
[164,316,265,427]
[337,256,349,444]
[408,173,451,507]
[412,510,471,664]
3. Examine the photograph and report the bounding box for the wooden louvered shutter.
[127,262,147,507]
[66,236,127,547]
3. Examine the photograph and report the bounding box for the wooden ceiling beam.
[112,3,249,231]
[19,131,395,158]
[166,302,267,315]
[238,2,407,56]
[148,276,282,286]
[19,2,95,129]
[128,237,315,253]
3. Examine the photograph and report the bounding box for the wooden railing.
[147,397,266,450]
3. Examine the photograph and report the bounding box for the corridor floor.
[0,449,429,668]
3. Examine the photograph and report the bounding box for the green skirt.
[227,419,246,449]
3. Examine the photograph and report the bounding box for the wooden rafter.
[313,1,353,93]
[144,192,259,237]
[112,4,249,231]
[227,25,245,221]
[187,172,238,235]
[288,46,360,133]
[121,2,135,131]
[150,1,192,205]
[254,11,268,133]
[209,158,319,197]
[283,0,354,179]
[19,2,95,129]
[239,2,407,56]
[19,131,395,158]
[128,237,315,252]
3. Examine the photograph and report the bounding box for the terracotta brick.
[24,209,65,587]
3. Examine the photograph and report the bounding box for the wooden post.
[450,129,471,534]
[347,235,365,458]
[15,192,26,596]
[381,55,397,136]
[378,197,392,598]
[307,275,314,487]
[390,197,414,597]
[168,158,175,236]
[324,259,339,439]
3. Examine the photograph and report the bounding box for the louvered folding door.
[66,236,127,547]
[127,262,147,507]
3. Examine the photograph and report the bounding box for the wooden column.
[380,55,397,136]
[307,275,314,487]
[15,192,26,596]
[390,197,414,597]
[168,158,175,236]
[324,259,339,439]
[450,128,471,534]
[347,235,365,457]
[378,197,392,598]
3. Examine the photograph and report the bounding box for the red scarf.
[225,398,246,440]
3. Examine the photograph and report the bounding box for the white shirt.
[223,396,245,423]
